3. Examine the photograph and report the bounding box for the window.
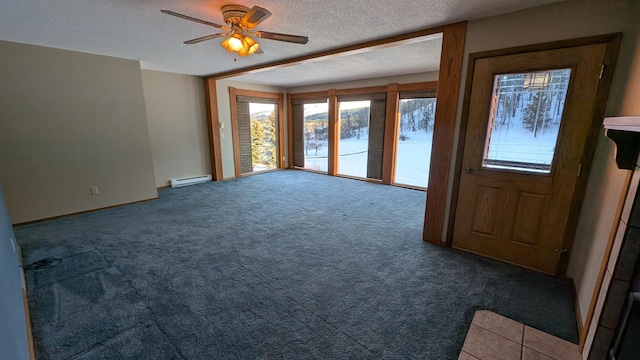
[338,101,371,178]
[303,102,329,172]
[248,103,277,172]
[394,97,436,188]
[482,69,571,173]
[229,88,283,177]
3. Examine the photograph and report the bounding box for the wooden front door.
[452,43,608,274]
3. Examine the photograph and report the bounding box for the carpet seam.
[26,265,108,292]
[96,250,188,360]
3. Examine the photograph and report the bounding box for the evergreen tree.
[522,91,552,137]
[262,113,277,166]
[250,120,265,166]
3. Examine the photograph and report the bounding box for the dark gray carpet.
[16,170,578,359]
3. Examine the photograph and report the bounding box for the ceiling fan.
[161,5,309,57]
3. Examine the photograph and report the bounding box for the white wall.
[0,40,158,224]
[141,70,211,187]
[215,80,286,179]
[288,72,439,93]
[457,0,640,325]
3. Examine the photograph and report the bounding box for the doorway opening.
[248,102,278,173]
[229,88,285,178]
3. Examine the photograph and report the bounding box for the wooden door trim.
[446,33,623,275]
[423,21,467,244]
[229,87,286,177]
[204,78,223,180]
[229,87,242,178]
[287,93,293,168]
[557,34,622,276]
[277,93,285,169]
[382,83,400,185]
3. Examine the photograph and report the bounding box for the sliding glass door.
[303,102,329,172]
[248,103,277,173]
[337,101,370,178]
[229,88,284,177]
[394,98,436,188]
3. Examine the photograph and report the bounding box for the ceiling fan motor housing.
[222,5,249,24]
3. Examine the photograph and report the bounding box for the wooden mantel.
[604,116,640,170]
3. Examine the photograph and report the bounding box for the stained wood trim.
[290,91,329,99]
[229,87,242,178]
[469,33,622,62]
[557,33,622,276]
[335,86,388,96]
[204,78,223,180]
[398,81,438,92]
[234,88,281,99]
[290,84,410,99]
[423,21,467,244]
[328,90,339,176]
[382,84,400,185]
[287,93,293,168]
[229,88,285,175]
[205,28,444,80]
[277,93,285,169]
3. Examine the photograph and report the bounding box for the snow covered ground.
[485,123,559,171]
[304,130,433,188]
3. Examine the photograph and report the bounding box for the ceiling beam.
[205,26,444,80]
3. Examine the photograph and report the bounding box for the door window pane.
[249,103,277,172]
[303,102,329,172]
[338,101,370,178]
[483,69,571,173]
[394,98,436,188]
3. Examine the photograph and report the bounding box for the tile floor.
[459,310,581,360]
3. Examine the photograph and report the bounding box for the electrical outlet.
[90,186,99,195]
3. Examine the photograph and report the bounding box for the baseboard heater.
[170,175,212,188]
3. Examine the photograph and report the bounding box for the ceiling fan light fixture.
[221,33,260,56]
[221,34,245,52]
[163,5,307,58]
[243,36,260,55]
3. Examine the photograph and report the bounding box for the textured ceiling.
[231,35,444,87]
[0,0,562,86]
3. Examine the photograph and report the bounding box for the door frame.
[229,87,285,177]
[447,33,621,276]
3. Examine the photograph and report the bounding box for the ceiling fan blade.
[256,31,308,44]
[184,33,227,45]
[161,10,225,29]
[240,6,271,30]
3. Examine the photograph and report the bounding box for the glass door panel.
[338,101,370,178]
[303,102,329,172]
[248,103,277,172]
[394,98,436,188]
[482,69,571,173]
